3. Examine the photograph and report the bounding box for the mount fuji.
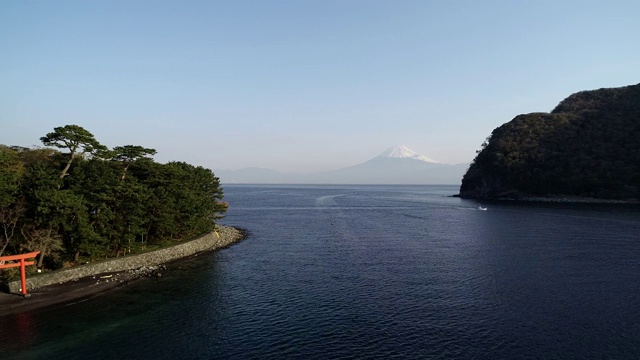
[312,145,468,184]
[378,145,442,163]
[215,145,469,184]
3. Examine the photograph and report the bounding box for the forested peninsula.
[0,125,228,281]
[459,83,640,201]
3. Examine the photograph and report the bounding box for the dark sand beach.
[0,270,142,317]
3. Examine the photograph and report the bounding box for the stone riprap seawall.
[7,225,245,294]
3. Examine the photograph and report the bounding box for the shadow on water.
[0,250,230,360]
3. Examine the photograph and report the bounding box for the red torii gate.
[0,251,40,296]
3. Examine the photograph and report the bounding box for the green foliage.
[0,148,21,208]
[460,83,640,200]
[39,125,105,155]
[110,145,157,180]
[40,124,108,180]
[130,160,224,244]
[0,125,227,268]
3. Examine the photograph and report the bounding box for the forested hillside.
[459,83,640,200]
[0,125,227,273]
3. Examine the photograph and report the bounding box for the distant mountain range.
[215,145,469,185]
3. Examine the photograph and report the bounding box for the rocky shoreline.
[88,264,168,286]
[0,225,247,317]
[510,196,639,204]
[454,193,639,204]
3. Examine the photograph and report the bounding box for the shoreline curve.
[0,225,247,318]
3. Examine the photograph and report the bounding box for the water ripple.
[3,185,640,359]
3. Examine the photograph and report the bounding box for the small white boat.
[478,206,487,211]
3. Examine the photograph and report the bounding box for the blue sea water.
[1,185,640,359]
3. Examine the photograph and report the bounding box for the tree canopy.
[40,124,108,180]
[0,126,227,275]
[459,83,640,200]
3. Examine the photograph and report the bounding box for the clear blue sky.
[2,0,639,172]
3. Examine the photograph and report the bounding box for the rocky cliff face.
[459,83,640,200]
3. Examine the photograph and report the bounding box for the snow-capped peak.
[379,145,441,164]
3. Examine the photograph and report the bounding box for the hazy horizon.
[213,144,469,185]
[2,1,639,172]
[216,144,469,172]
